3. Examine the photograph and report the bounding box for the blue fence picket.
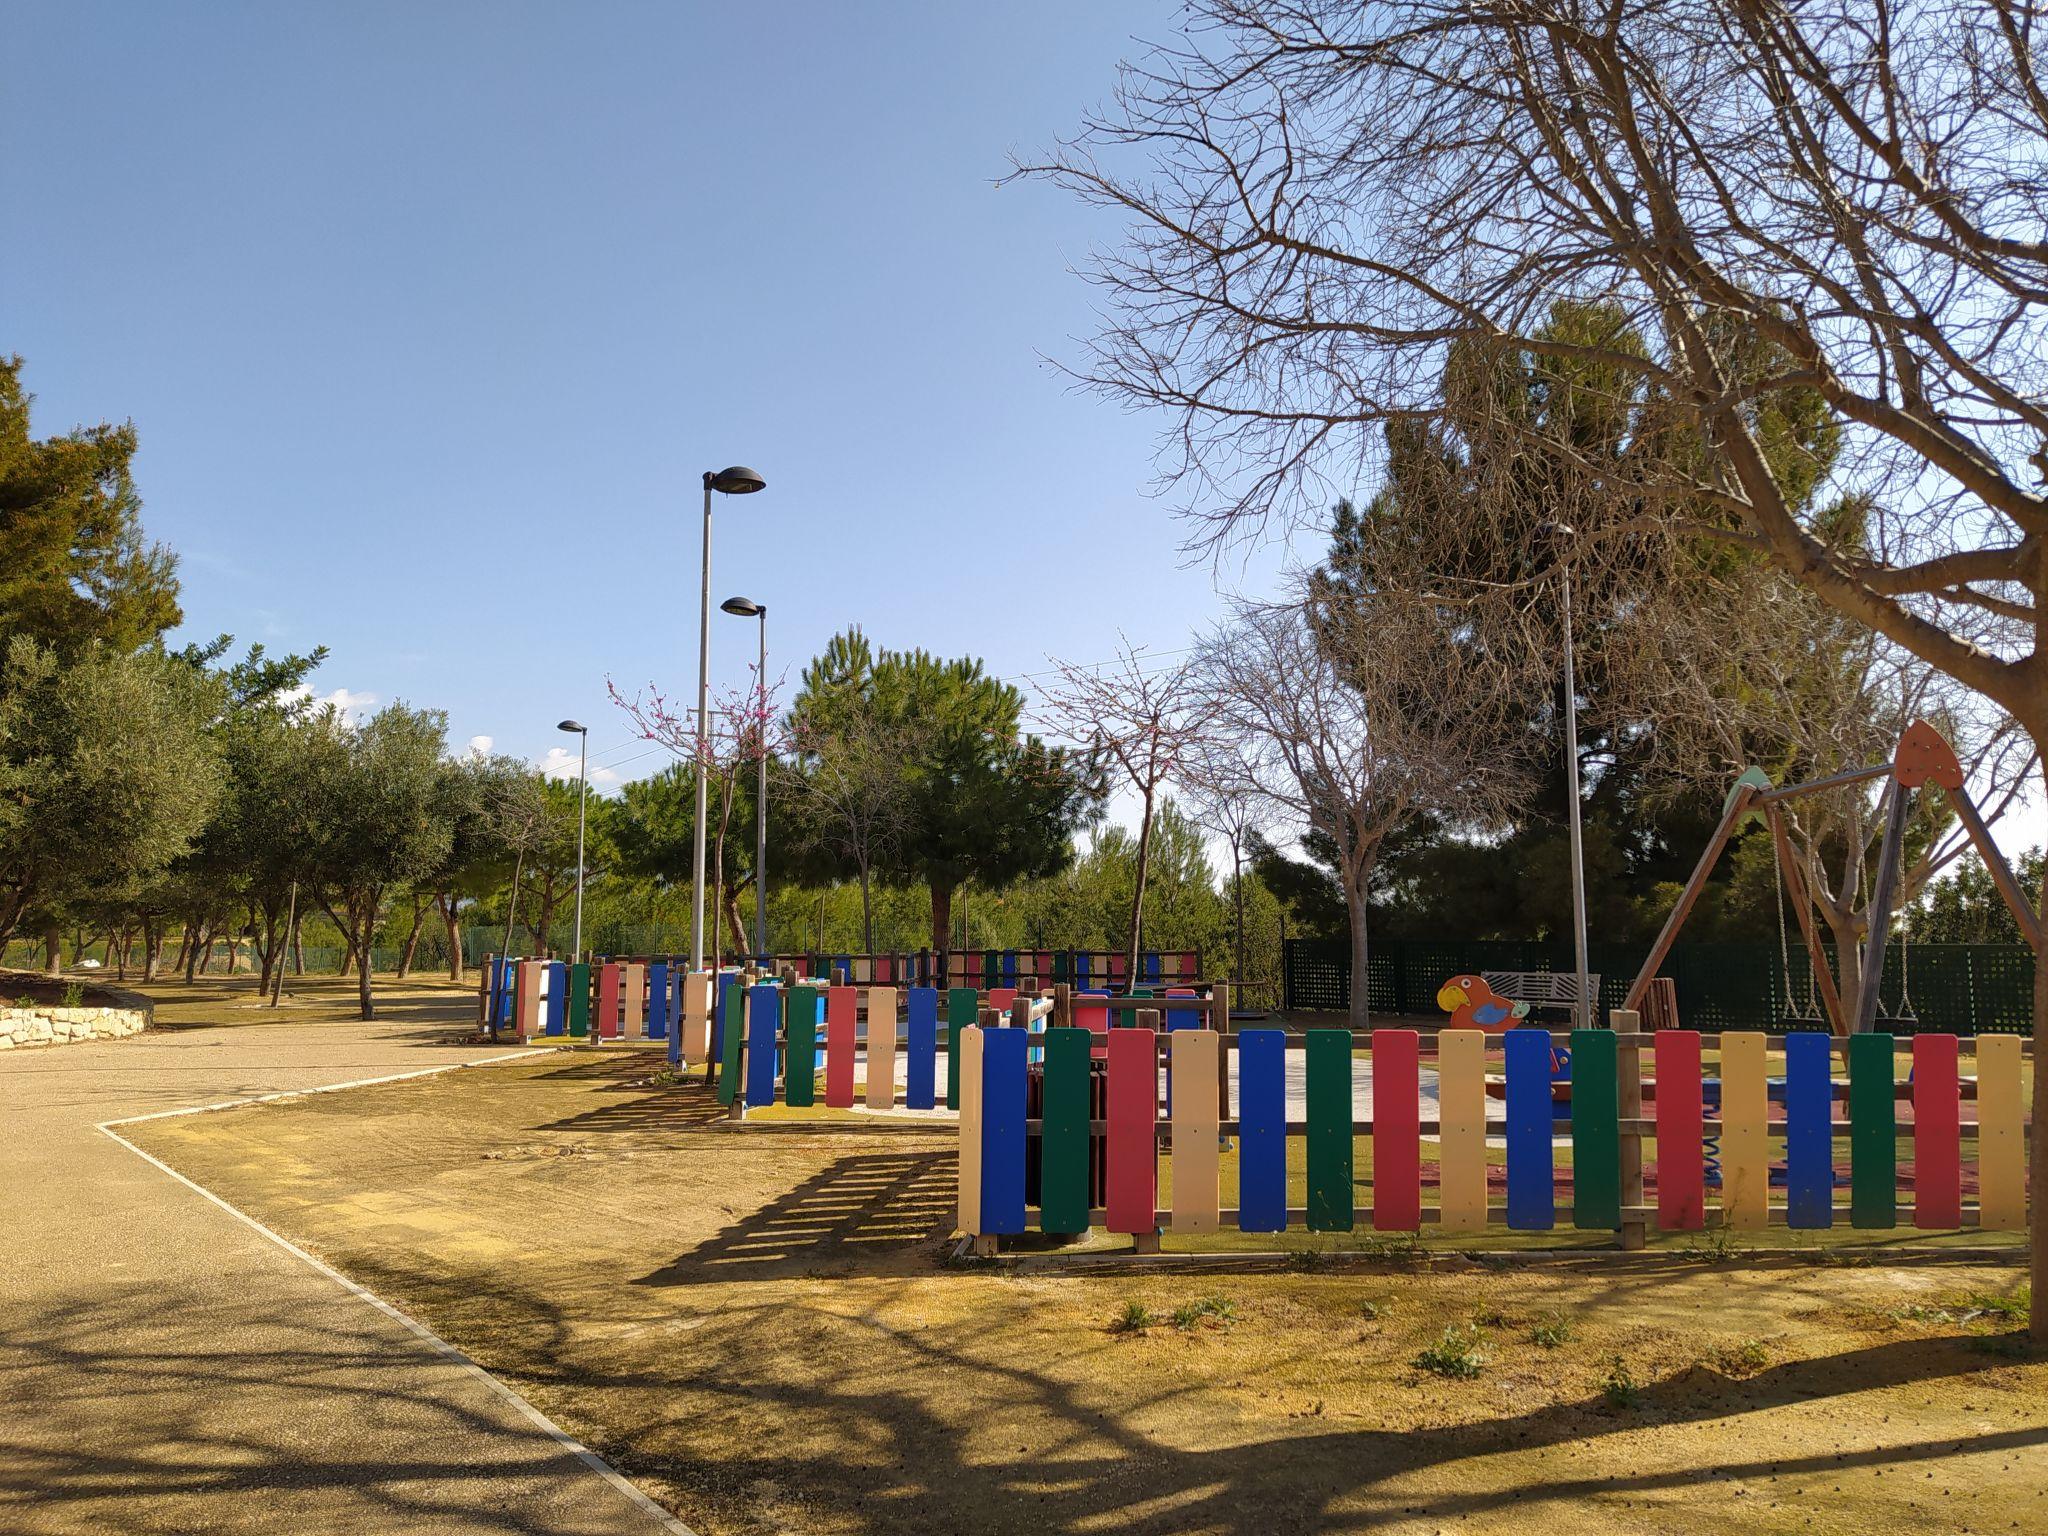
[1237,1029,1287,1233]
[647,962,668,1041]
[745,983,780,1107]
[1785,1031,1834,1229]
[1504,1029,1555,1230]
[545,961,567,1036]
[906,987,939,1109]
[980,1026,1028,1234]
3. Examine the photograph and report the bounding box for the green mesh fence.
[1283,937,2035,1034]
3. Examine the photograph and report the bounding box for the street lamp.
[692,466,766,973]
[721,595,768,960]
[1535,521,1592,1029]
[557,719,589,960]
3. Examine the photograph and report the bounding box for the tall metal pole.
[1560,559,1592,1028]
[753,606,768,961]
[691,477,713,972]
[570,729,589,960]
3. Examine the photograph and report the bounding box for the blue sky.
[3,1,1289,792]
[7,3,2037,865]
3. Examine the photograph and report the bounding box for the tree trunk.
[930,881,954,958]
[534,888,557,959]
[396,894,428,979]
[723,887,750,957]
[43,926,61,976]
[182,921,201,983]
[1345,871,1371,1032]
[1231,840,1246,990]
[350,893,377,1020]
[1821,907,1865,1027]
[859,864,874,955]
[2033,815,2048,1342]
[1127,789,1157,981]
[437,891,464,981]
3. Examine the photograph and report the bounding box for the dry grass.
[118,979,2048,1536]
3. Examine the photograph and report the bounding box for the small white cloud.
[319,686,378,716]
[466,734,494,758]
[280,684,378,719]
[537,744,621,789]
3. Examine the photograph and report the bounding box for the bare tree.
[784,709,911,953]
[1180,733,1272,994]
[1036,639,1218,981]
[1199,574,1533,1029]
[611,665,787,969]
[1621,560,2035,1020]
[1034,0,2048,1323]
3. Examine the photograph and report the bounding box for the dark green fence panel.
[1282,938,2034,1035]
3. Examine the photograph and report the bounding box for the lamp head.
[557,719,586,734]
[705,465,766,495]
[720,596,763,617]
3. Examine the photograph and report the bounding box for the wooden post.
[1613,1007,1645,1249]
[1054,982,1073,1029]
[1212,980,1232,1123]
[1625,783,1759,1011]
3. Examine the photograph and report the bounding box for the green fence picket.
[567,962,590,1038]
[1849,1033,1897,1228]
[945,987,978,1110]
[1570,1029,1621,1229]
[717,976,745,1105]
[1306,1028,1354,1231]
[785,985,819,1107]
[1040,1026,1093,1233]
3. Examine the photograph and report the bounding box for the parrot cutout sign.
[1435,975,1530,1032]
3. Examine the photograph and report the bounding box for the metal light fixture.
[692,467,766,973]
[721,596,768,958]
[558,719,589,961]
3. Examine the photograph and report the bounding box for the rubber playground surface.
[111,980,2048,1536]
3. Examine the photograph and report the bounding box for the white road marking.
[96,1049,694,1536]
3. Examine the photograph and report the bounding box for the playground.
[105,976,2042,1536]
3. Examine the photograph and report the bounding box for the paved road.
[0,983,686,1536]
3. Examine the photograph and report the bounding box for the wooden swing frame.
[1623,720,2042,1035]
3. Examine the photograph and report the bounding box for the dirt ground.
[122,977,2046,1536]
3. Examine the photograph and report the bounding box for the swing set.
[1625,720,2041,1034]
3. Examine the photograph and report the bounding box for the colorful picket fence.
[707,981,1064,1113]
[955,1018,2030,1247]
[485,954,723,1064]
[748,950,1203,989]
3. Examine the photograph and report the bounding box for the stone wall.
[0,996,151,1049]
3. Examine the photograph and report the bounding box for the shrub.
[1415,1324,1486,1379]
[1359,1299,1390,1322]
[60,982,84,1007]
[1530,1314,1572,1349]
[1110,1300,1157,1335]
[1171,1295,1238,1333]
[1602,1356,1640,1408]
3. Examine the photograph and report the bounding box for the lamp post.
[1537,521,1592,1029]
[557,719,589,960]
[721,596,769,960]
[692,466,767,973]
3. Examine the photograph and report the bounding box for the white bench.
[1483,971,1601,1018]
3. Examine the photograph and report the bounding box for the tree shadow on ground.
[371,1262,2044,1536]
